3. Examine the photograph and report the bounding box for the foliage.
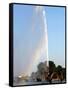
[49,61,56,75]
[31,60,66,82]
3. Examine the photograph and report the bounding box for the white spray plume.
[26,6,49,75]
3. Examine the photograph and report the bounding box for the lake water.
[13,79,66,86]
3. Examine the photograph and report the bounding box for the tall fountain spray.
[27,6,49,75]
[34,6,49,66]
[42,8,49,67]
[20,6,49,76]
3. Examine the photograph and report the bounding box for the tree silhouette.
[49,61,56,75]
[31,60,66,83]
